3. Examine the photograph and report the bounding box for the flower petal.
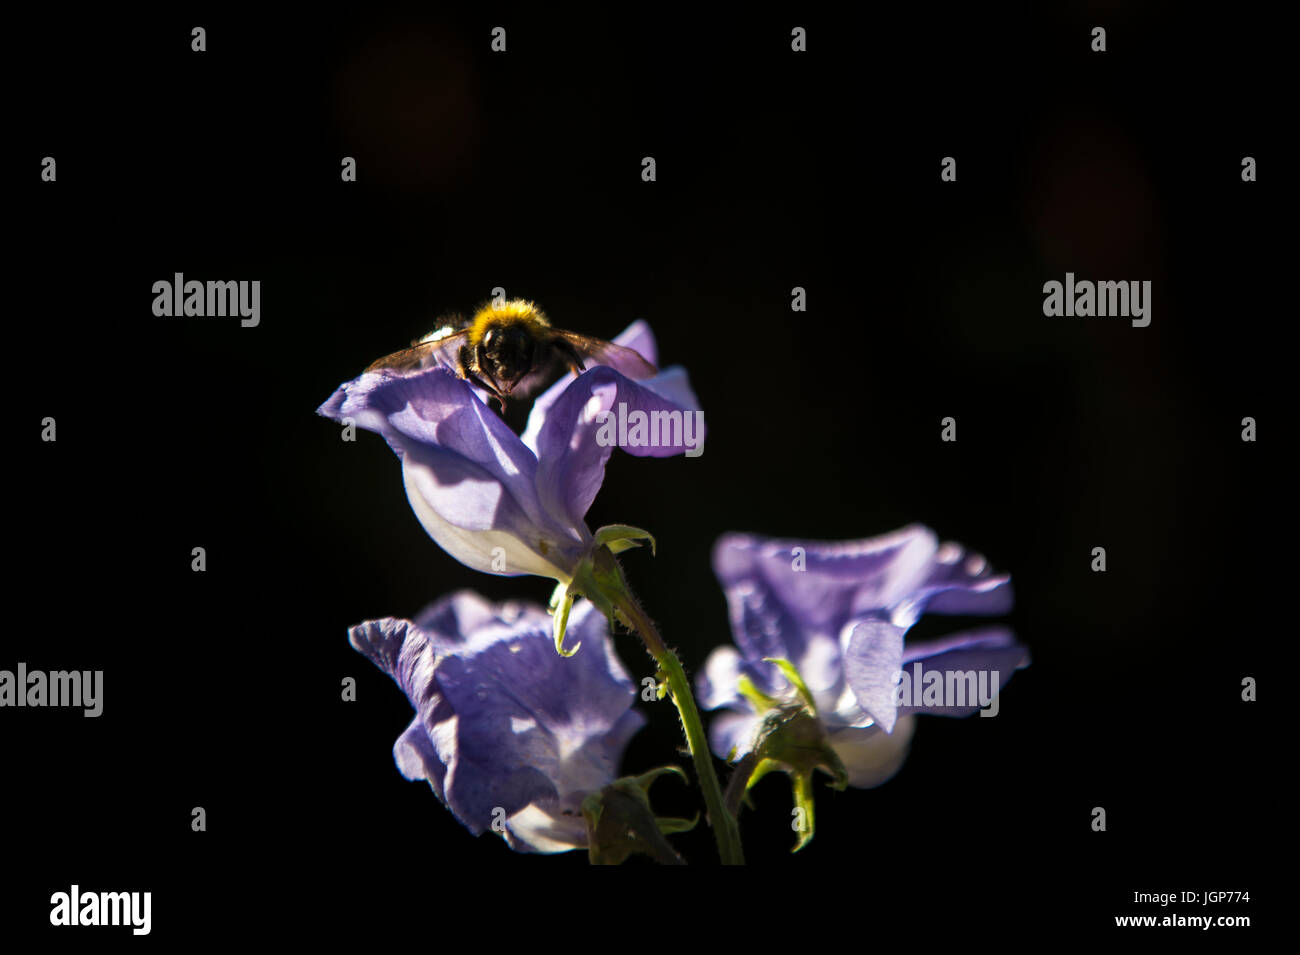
[696,645,748,711]
[401,447,584,578]
[826,716,916,789]
[521,320,661,454]
[889,540,1013,628]
[429,600,644,830]
[412,591,551,649]
[707,710,760,762]
[714,578,812,697]
[393,716,449,796]
[501,803,590,854]
[349,616,456,797]
[897,626,1028,719]
[531,364,705,528]
[607,319,660,367]
[841,618,907,733]
[348,598,644,847]
[713,527,938,637]
[321,367,590,577]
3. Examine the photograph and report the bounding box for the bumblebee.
[365,299,657,411]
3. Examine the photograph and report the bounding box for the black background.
[9,4,1282,941]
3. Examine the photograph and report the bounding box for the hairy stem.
[608,586,745,865]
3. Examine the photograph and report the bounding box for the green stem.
[607,583,745,865]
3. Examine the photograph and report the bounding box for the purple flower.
[697,525,1028,789]
[318,321,703,586]
[349,591,646,853]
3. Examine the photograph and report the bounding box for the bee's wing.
[554,330,658,379]
[364,327,470,374]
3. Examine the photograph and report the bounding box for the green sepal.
[549,527,656,658]
[567,543,629,635]
[581,765,690,865]
[763,656,819,714]
[729,658,850,852]
[743,756,784,793]
[655,815,699,835]
[737,674,779,711]
[629,764,687,792]
[593,524,657,557]
[551,585,579,657]
[791,771,816,853]
[548,581,567,612]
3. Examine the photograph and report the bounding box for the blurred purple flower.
[318,321,702,584]
[697,525,1029,788]
[349,591,645,853]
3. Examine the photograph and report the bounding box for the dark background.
[10,4,1282,939]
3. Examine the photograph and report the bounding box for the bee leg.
[464,369,506,412]
[457,344,507,413]
[475,340,509,413]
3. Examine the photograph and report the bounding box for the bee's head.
[479,322,536,392]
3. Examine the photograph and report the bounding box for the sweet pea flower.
[349,591,646,853]
[317,321,703,591]
[698,525,1029,795]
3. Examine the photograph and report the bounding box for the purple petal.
[497,708,654,854]
[826,716,916,789]
[841,618,907,733]
[334,368,544,518]
[400,441,587,578]
[713,527,1014,638]
[900,625,1026,665]
[349,598,644,848]
[319,366,498,454]
[696,645,748,711]
[711,531,926,694]
[413,591,551,649]
[501,804,590,854]
[896,627,1028,719]
[713,527,939,636]
[430,601,643,832]
[636,365,702,411]
[349,616,456,798]
[889,540,1013,627]
[521,320,661,454]
[322,368,589,577]
[393,716,449,798]
[531,364,705,528]
[707,711,760,762]
[713,568,813,696]
[698,638,839,720]
[608,319,659,367]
